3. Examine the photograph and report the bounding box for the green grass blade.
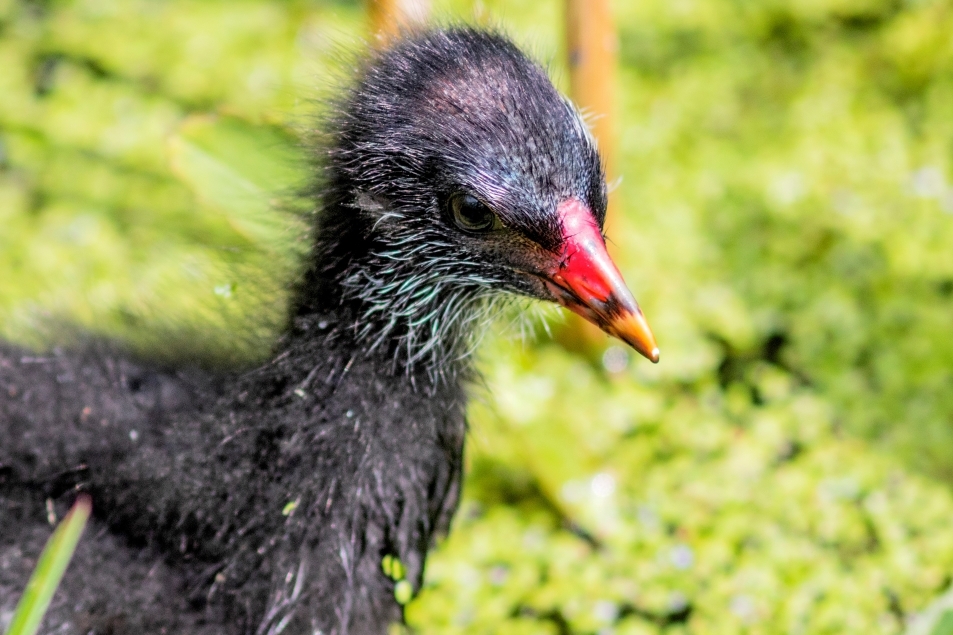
[5,496,92,635]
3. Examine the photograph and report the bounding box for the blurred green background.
[2,0,953,633]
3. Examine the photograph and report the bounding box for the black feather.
[0,28,604,635]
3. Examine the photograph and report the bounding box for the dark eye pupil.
[451,194,495,231]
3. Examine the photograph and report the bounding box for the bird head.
[320,28,658,369]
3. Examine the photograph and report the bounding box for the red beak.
[544,199,659,363]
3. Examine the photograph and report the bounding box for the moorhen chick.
[0,28,658,635]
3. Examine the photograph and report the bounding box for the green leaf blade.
[6,496,92,635]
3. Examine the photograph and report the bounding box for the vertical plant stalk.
[368,0,431,41]
[563,0,622,349]
[566,0,619,179]
[6,495,92,635]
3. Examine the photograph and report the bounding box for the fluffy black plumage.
[0,28,605,635]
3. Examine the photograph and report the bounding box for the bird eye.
[449,193,501,233]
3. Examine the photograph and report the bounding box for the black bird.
[0,28,658,635]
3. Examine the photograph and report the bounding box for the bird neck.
[291,201,492,387]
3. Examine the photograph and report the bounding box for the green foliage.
[2,0,953,634]
[0,0,343,363]
[935,613,953,635]
[5,497,91,635]
[411,341,953,633]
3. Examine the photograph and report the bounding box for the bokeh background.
[2,0,953,633]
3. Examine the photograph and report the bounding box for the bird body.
[0,28,657,634]
[2,315,463,633]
